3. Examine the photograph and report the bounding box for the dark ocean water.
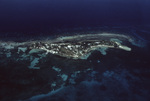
[0,0,150,101]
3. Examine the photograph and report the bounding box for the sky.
[0,0,150,32]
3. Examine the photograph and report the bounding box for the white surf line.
[56,33,130,40]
